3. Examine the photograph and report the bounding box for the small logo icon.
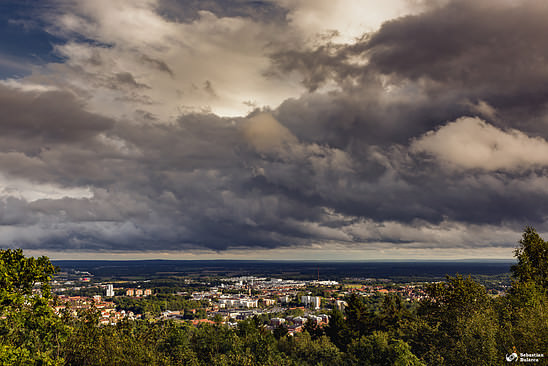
[506,352,518,362]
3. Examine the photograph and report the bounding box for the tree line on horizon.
[0,227,547,365]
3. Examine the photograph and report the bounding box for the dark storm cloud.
[264,0,548,237]
[275,85,467,149]
[0,197,38,226]
[366,0,548,126]
[4,0,548,252]
[0,85,113,149]
[271,0,548,133]
[269,43,356,92]
[0,97,338,250]
[366,1,548,86]
[2,101,548,251]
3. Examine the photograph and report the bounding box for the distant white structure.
[313,280,339,286]
[240,299,258,308]
[278,295,291,303]
[106,284,114,297]
[218,298,258,308]
[300,295,321,309]
[307,314,329,325]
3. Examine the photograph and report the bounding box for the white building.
[240,299,258,308]
[106,284,114,297]
[300,295,321,309]
[218,298,258,308]
[278,295,291,303]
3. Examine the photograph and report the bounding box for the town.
[49,268,473,332]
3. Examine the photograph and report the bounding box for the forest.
[0,227,546,365]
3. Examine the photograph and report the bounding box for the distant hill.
[52,260,515,281]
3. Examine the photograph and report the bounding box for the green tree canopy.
[511,226,548,288]
[0,249,67,365]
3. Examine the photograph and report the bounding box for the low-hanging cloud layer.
[0,0,546,257]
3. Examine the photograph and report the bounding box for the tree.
[407,275,498,365]
[63,314,167,365]
[0,249,68,365]
[324,308,349,350]
[273,324,289,340]
[303,318,325,340]
[279,332,343,366]
[344,293,373,338]
[157,322,199,365]
[511,226,548,289]
[376,294,412,334]
[346,331,424,366]
[213,313,224,325]
[498,227,548,356]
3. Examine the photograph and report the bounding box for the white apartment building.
[106,284,114,297]
[300,295,321,309]
[218,298,258,308]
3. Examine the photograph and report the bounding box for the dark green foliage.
[498,227,548,358]
[0,249,68,365]
[345,293,373,338]
[512,227,548,288]
[273,324,289,339]
[346,331,424,366]
[400,227,548,365]
[324,308,349,350]
[303,318,325,340]
[62,314,166,365]
[278,332,343,366]
[377,294,412,333]
[406,275,498,365]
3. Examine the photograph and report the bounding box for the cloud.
[242,112,297,152]
[0,90,542,252]
[467,100,497,121]
[0,84,113,148]
[1,0,548,257]
[411,117,548,172]
[366,0,548,89]
[270,1,548,125]
[276,0,431,43]
[35,0,307,119]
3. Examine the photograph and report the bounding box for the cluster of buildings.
[100,284,153,298]
[125,288,152,297]
[220,276,310,291]
[342,284,426,302]
[268,314,330,335]
[52,294,141,325]
[50,271,431,330]
[178,276,429,319]
[84,284,154,298]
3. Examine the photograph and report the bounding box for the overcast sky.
[0,0,546,260]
